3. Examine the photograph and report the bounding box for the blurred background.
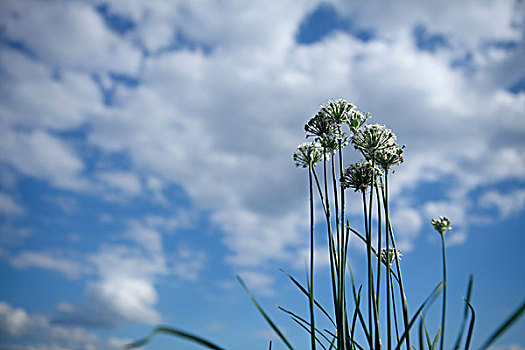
[0,0,524,349]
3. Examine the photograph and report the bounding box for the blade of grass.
[463,298,475,350]
[394,281,444,350]
[348,264,373,348]
[432,324,441,350]
[237,275,294,350]
[478,298,525,350]
[453,275,474,350]
[124,326,225,350]
[280,269,336,327]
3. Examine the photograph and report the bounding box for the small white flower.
[340,161,382,192]
[381,246,402,267]
[351,124,397,160]
[431,216,452,235]
[293,141,325,168]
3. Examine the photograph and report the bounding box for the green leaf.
[124,326,224,350]
[479,298,525,350]
[453,275,474,350]
[463,298,475,350]
[394,281,444,350]
[280,269,335,327]
[237,275,294,350]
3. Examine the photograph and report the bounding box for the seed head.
[347,109,371,132]
[340,161,382,192]
[293,141,324,168]
[431,216,452,235]
[351,124,397,161]
[375,144,406,170]
[304,110,335,141]
[320,99,355,126]
[381,246,402,267]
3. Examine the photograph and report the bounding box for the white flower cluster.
[340,161,382,192]
[431,216,452,235]
[293,141,325,168]
[380,246,402,267]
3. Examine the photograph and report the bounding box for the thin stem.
[440,233,447,350]
[362,191,373,346]
[323,148,341,350]
[384,172,410,350]
[375,183,383,312]
[390,273,401,345]
[369,159,381,350]
[309,165,316,350]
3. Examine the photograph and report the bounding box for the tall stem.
[439,233,447,350]
[324,148,341,350]
[384,177,392,350]
[362,191,373,346]
[384,172,410,350]
[308,166,316,350]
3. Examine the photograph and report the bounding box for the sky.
[0,0,524,349]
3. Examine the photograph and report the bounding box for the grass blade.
[453,275,474,350]
[478,298,525,350]
[280,269,336,327]
[394,281,444,350]
[124,326,224,350]
[463,298,475,350]
[237,275,294,350]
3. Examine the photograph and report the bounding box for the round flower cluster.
[380,246,402,267]
[340,161,382,192]
[351,123,405,170]
[431,216,452,235]
[293,141,325,168]
[320,99,355,126]
[295,98,404,172]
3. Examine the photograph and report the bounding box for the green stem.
[384,172,410,350]
[375,183,382,313]
[309,165,316,350]
[362,191,373,346]
[323,148,341,350]
[440,233,447,350]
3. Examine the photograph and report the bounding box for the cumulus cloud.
[0,301,124,349]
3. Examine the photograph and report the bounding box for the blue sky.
[0,0,524,349]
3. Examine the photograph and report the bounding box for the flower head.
[340,161,382,192]
[293,141,324,168]
[351,124,397,160]
[320,132,349,154]
[320,99,355,126]
[381,246,402,267]
[431,216,452,235]
[347,109,371,132]
[375,144,406,170]
[304,110,335,140]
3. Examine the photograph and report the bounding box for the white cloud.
[238,271,276,296]
[97,171,142,196]
[0,0,141,74]
[172,247,206,281]
[0,130,87,191]
[8,251,90,279]
[0,0,523,315]
[0,193,25,216]
[0,301,124,350]
[480,189,525,219]
[391,207,423,252]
